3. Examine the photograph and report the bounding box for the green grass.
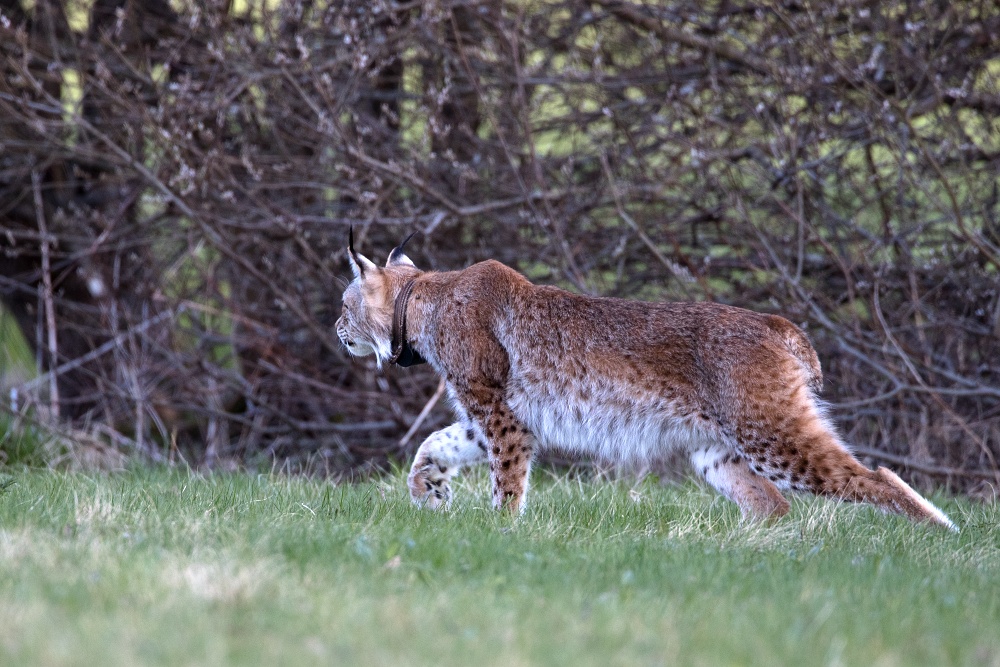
[0,416,52,467]
[0,467,998,666]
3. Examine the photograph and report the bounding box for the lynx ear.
[348,226,378,279]
[386,231,418,268]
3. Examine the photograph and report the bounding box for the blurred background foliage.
[1,0,998,493]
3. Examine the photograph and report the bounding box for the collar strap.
[389,278,426,367]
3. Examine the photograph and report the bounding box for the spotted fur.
[336,240,956,530]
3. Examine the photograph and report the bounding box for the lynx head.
[336,229,422,366]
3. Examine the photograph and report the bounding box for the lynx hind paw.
[407,459,454,510]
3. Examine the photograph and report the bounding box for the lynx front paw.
[407,421,489,510]
[407,459,454,510]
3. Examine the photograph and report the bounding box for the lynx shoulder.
[337,234,956,530]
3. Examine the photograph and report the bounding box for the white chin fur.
[344,338,393,368]
[371,339,393,368]
[346,341,375,358]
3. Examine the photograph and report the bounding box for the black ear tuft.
[387,231,419,267]
[348,226,364,276]
[347,226,379,279]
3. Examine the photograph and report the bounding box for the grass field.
[0,466,998,666]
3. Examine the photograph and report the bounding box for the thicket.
[1,0,998,491]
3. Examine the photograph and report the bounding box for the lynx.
[336,233,956,530]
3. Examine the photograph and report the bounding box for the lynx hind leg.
[690,447,790,521]
[850,466,958,531]
[804,452,956,530]
[408,422,488,509]
[739,406,958,531]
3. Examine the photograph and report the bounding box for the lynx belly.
[505,374,718,465]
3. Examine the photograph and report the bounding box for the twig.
[11,63,347,359]
[872,285,999,473]
[399,377,447,448]
[16,306,181,393]
[594,0,773,76]
[31,170,59,421]
[298,420,398,433]
[600,154,695,298]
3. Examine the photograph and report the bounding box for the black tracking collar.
[389,279,427,367]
